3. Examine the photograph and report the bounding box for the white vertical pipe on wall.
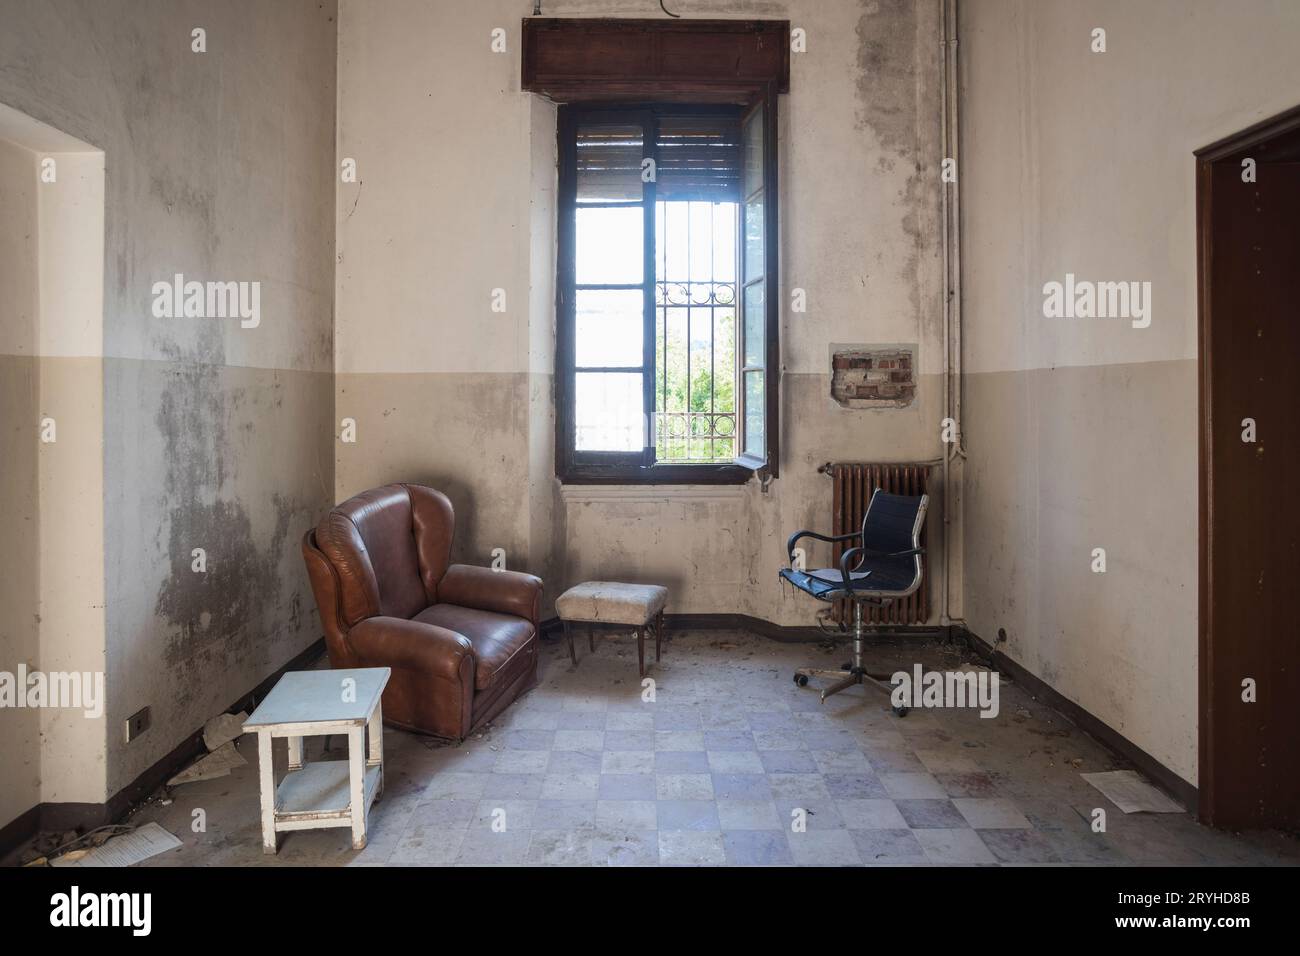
[940,0,965,627]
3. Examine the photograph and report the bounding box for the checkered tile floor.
[127,630,1300,867]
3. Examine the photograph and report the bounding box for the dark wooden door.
[1198,108,1300,828]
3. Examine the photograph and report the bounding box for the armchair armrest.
[348,616,474,683]
[438,564,543,626]
[785,528,861,565]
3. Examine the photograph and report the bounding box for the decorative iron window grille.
[654,200,738,462]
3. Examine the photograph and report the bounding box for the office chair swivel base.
[793,666,908,715]
[792,604,909,715]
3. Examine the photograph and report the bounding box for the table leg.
[368,702,384,801]
[257,730,277,855]
[637,626,645,677]
[563,620,577,666]
[286,735,303,771]
[348,725,366,850]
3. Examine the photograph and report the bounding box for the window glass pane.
[576,372,644,452]
[742,281,765,368]
[744,197,764,281]
[575,290,643,368]
[713,308,736,414]
[713,202,736,279]
[743,108,764,197]
[659,201,688,282]
[743,370,765,458]
[577,206,643,285]
[654,198,738,464]
[577,125,644,203]
[689,201,714,285]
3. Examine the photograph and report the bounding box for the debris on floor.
[49,822,181,867]
[167,740,247,785]
[1082,769,1184,814]
[202,710,248,750]
[20,825,126,867]
[167,711,250,787]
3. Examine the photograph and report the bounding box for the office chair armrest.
[786,529,860,565]
[839,546,867,590]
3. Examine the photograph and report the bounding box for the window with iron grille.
[556,101,779,484]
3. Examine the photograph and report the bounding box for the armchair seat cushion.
[414,603,535,691]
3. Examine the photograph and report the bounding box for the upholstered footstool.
[555,581,668,677]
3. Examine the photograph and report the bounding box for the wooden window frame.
[555,96,779,485]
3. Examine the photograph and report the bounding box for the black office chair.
[779,489,929,714]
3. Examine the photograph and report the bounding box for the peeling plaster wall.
[0,0,338,812]
[337,0,946,625]
[959,0,1300,784]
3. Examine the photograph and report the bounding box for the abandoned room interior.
[2,0,1299,893]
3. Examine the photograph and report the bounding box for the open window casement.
[555,94,780,484]
[734,83,779,478]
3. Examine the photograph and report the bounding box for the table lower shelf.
[273,760,381,831]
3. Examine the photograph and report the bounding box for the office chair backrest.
[861,491,927,556]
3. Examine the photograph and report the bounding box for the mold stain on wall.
[150,358,320,711]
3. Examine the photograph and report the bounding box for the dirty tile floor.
[113,631,1300,866]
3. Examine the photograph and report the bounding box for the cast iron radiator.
[822,462,932,626]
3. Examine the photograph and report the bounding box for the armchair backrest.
[311,483,455,627]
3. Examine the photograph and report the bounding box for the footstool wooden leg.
[589,624,595,653]
[655,610,663,662]
[563,620,577,666]
[637,626,645,677]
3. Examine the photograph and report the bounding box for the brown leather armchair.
[302,483,543,740]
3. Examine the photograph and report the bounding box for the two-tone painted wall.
[959,0,1300,785]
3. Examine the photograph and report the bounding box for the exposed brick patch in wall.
[830,346,916,408]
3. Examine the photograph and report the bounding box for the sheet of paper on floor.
[1081,769,1184,813]
[167,740,247,786]
[51,823,181,867]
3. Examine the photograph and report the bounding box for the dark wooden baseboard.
[541,612,951,644]
[961,627,1198,812]
[1,637,326,860]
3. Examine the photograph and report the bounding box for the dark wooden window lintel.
[522,18,790,103]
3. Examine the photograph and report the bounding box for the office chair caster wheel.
[892,705,909,717]
[794,673,809,687]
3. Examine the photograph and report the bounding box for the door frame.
[1194,103,1300,825]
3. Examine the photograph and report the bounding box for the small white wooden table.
[243,667,390,854]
